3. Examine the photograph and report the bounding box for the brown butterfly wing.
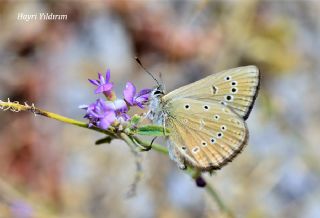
[165,98,248,171]
[163,66,260,120]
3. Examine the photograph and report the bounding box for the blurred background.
[0,0,319,217]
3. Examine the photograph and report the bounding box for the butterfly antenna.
[135,57,160,86]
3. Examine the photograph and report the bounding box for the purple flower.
[83,69,153,130]
[81,98,129,129]
[89,69,113,95]
[106,99,130,122]
[124,82,151,108]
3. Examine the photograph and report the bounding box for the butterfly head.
[151,84,165,98]
[147,84,166,124]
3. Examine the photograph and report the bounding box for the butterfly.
[147,66,260,171]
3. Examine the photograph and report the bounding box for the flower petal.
[89,70,113,96]
[114,99,128,113]
[95,86,104,94]
[137,88,152,97]
[99,112,116,129]
[94,83,113,94]
[98,72,105,84]
[103,101,116,111]
[105,69,111,82]
[135,101,145,109]
[78,104,89,109]
[122,113,130,121]
[123,82,136,105]
[134,88,151,108]
[88,79,100,86]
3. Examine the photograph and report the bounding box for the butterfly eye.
[154,90,163,95]
[214,115,220,120]
[184,104,190,110]
[203,105,209,111]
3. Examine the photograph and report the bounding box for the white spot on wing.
[210,137,216,144]
[221,125,227,131]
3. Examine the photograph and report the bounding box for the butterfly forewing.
[165,99,248,170]
[163,66,259,120]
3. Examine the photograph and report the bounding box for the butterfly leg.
[167,140,186,170]
[162,116,166,136]
[162,112,169,136]
[140,137,156,151]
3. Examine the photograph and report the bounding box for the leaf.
[95,136,113,145]
[130,114,141,126]
[136,125,170,136]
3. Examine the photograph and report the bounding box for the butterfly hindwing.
[165,98,248,170]
[163,66,260,120]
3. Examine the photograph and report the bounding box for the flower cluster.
[81,70,151,129]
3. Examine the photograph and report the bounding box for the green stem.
[0,100,116,137]
[183,166,233,216]
[205,183,234,217]
[37,110,116,137]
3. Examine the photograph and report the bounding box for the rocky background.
[0,1,319,218]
